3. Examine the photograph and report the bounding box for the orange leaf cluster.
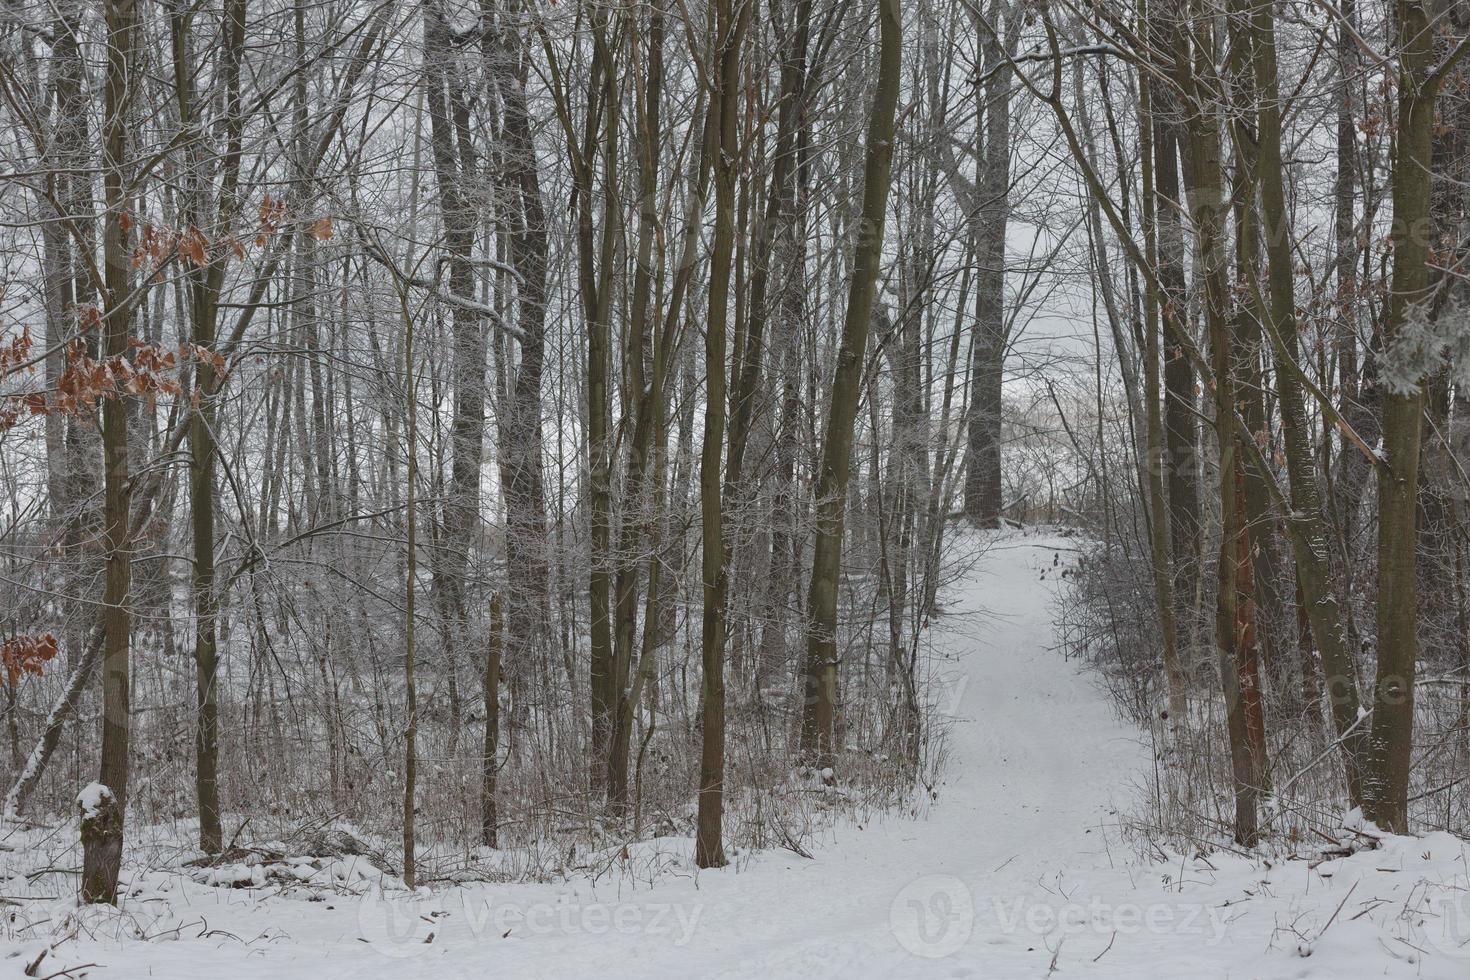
[257,193,287,246]
[0,337,182,430]
[131,223,176,271]
[180,226,210,267]
[2,633,58,688]
[75,304,102,331]
[130,221,249,280]
[0,326,33,376]
[185,342,227,375]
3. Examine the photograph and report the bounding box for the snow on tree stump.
[78,782,122,904]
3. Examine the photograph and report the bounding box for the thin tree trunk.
[481,593,503,846]
[801,0,902,769]
[574,11,620,800]
[1242,0,1365,799]
[1148,36,1201,601]
[608,1,668,810]
[1174,2,1266,846]
[695,0,750,869]
[1137,37,1186,727]
[173,0,247,856]
[401,273,420,889]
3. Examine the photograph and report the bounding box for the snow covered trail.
[9,531,1470,978]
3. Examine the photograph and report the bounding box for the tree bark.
[82,0,138,906]
[423,0,486,761]
[1241,0,1366,799]
[1147,26,1201,600]
[172,0,247,856]
[1361,0,1450,831]
[801,0,902,769]
[1174,1,1267,846]
[963,2,1015,528]
[608,1,668,810]
[484,0,552,791]
[695,0,750,869]
[1137,37,1186,726]
[481,593,503,847]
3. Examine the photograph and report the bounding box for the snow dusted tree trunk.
[1172,0,1267,846]
[5,626,102,820]
[1221,26,1289,701]
[1361,0,1465,832]
[401,253,420,890]
[173,0,247,856]
[38,2,94,531]
[608,0,667,812]
[1146,9,1201,606]
[1332,0,1375,519]
[82,0,138,905]
[567,7,620,802]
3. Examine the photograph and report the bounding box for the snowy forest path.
[52,531,1155,978]
[329,530,1151,978]
[31,530,1470,978]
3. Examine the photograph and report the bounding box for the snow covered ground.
[5,530,1469,978]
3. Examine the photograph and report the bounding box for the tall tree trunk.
[1220,33,1288,701]
[399,256,421,889]
[1148,42,1201,601]
[1242,0,1366,799]
[40,3,93,530]
[1361,0,1456,831]
[801,0,902,769]
[485,0,552,793]
[82,0,138,906]
[963,2,1014,528]
[576,11,620,800]
[173,0,247,856]
[1333,0,1373,508]
[1137,38,1186,726]
[423,0,485,762]
[695,0,750,869]
[608,1,668,810]
[1174,2,1267,845]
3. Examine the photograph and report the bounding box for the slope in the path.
[682,530,1153,978]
